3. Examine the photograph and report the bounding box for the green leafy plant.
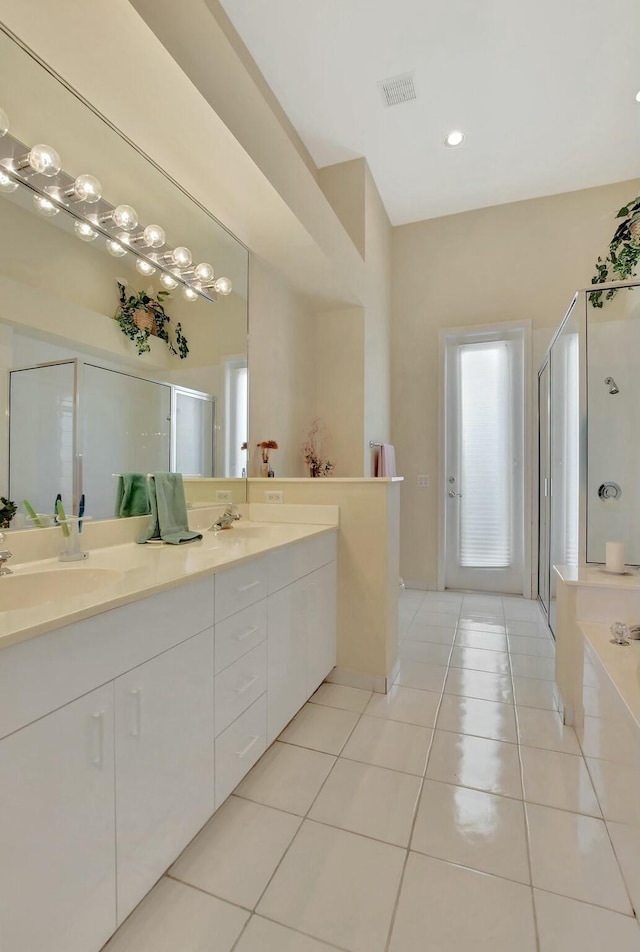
[590,196,640,308]
[116,282,189,358]
[0,496,17,529]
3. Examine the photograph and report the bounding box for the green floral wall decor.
[590,196,640,308]
[115,282,190,358]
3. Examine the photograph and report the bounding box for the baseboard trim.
[327,663,398,695]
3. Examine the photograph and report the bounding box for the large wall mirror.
[0,27,248,528]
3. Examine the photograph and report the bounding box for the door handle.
[448,490,462,498]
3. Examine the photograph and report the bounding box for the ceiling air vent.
[378,72,417,108]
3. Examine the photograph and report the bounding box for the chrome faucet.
[208,504,241,532]
[0,534,12,575]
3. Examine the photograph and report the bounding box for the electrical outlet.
[216,490,233,503]
[417,475,430,488]
[264,490,283,504]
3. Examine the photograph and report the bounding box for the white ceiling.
[219,0,640,225]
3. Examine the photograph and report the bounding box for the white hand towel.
[377,443,396,477]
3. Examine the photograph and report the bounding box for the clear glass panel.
[174,389,214,478]
[9,361,76,517]
[83,365,171,520]
[538,361,551,615]
[458,341,512,568]
[549,305,579,632]
[586,284,640,564]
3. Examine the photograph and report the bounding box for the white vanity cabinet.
[0,526,337,952]
[0,683,116,952]
[114,628,215,924]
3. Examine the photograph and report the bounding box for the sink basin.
[217,524,273,538]
[0,568,124,612]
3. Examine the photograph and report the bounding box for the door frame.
[437,319,532,595]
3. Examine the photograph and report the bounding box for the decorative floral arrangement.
[115,282,189,358]
[303,420,334,478]
[0,496,16,529]
[590,195,640,308]
[257,440,278,464]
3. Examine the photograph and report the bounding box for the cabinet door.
[267,579,308,743]
[0,684,116,952]
[114,629,215,924]
[307,561,337,695]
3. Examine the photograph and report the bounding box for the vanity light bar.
[0,124,232,305]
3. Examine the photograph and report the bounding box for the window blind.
[458,341,512,568]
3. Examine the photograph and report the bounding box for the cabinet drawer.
[0,576,215,740]
[215,601,266,674]
[215,694,266,808]
[215,642,267,736]
[267,531,337,594]
[215,558,267,622]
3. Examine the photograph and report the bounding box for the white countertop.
[0,522,336,650]
[555,564,640,589]
[580,622,640,729]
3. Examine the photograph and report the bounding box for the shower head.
[605,376,620,395]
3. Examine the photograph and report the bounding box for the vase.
[260,461,269,478]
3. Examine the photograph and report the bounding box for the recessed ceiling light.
[444,130,465,148]
[636,90,640,102]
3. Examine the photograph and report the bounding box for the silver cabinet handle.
[234,674,259,695]
[91,711,104,767]
[129,687,143,738]
[234,625,259,643]
[236,580,261,593]
[236,735,260,759]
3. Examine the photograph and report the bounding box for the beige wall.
[392,178,640,589]
[248,256,317,477]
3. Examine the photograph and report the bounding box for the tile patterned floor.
[104,592,640,952]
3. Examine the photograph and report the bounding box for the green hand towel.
[115,473,151,518]
[137,473,202,545]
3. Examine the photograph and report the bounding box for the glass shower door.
[538,359,551,619]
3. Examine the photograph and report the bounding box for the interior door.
[444,332,525,594]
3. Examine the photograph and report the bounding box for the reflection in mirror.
[587,282,640,564]
[0,28,248,528]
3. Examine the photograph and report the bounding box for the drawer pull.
[236,735,260,759]
[234,625,259,643]
[129,687,143,738]
[236,580,261,593]
[235,674,259,695]
[91,711,104,767]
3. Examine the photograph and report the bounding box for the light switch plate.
[264,491,283,503]
[417,475,430,488]
[216,490,233,502]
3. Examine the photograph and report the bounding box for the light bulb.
[160,272,178,290]
[213,276,233,295]
[33,194,59,217]
[74,220,98,241]
[136,258,156,276]
[0,169,18,193]
[106,239,127,257]
[182,286,198,301]
[112,204,138,231]
[194,262,214,283]
[171,246,192,268]
[69,173,102,204]
[0,107,8,137]
[142,224,165,248]
[28,143,62,176]
[444,130,465,148]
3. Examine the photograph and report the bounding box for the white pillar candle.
[606,542,625,573]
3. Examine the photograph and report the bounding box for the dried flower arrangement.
[257,440,279,464]
[303,420,334,478]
